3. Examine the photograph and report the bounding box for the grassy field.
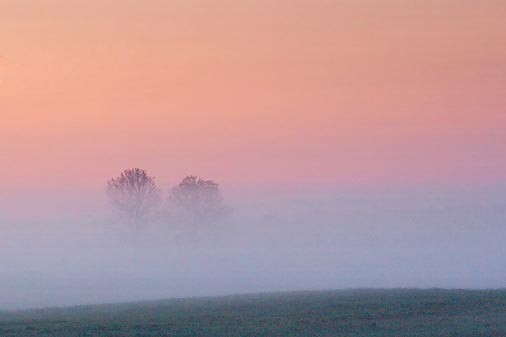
[1,289,506,337]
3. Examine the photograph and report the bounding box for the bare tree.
[106,168,161,225]
[169,176,229,224]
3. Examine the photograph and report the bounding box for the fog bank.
[1,186,505,310]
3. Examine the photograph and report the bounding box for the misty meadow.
[1,0,506,336]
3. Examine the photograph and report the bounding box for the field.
[1,289,506,337]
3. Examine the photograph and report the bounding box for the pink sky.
[1,0,505,198]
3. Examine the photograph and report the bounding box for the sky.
[1,0,505,200]
[0,0,506,309]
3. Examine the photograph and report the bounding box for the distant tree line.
[106,168,230,226]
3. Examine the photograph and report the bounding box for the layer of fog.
[1,186,505,310]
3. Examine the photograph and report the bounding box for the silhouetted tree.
[106,168,161,225]
[169,176,229,224]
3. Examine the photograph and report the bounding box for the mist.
[1,185,505,310]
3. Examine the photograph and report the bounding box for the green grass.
[1,289,506,336]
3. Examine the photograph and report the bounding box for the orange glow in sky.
[1,0,505,196]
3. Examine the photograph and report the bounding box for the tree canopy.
[170,175,229,224]
[106,168,161,224]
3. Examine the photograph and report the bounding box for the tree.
[106,168,161,225]
[169,176,229,224]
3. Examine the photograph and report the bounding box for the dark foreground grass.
[1,289,506,337]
